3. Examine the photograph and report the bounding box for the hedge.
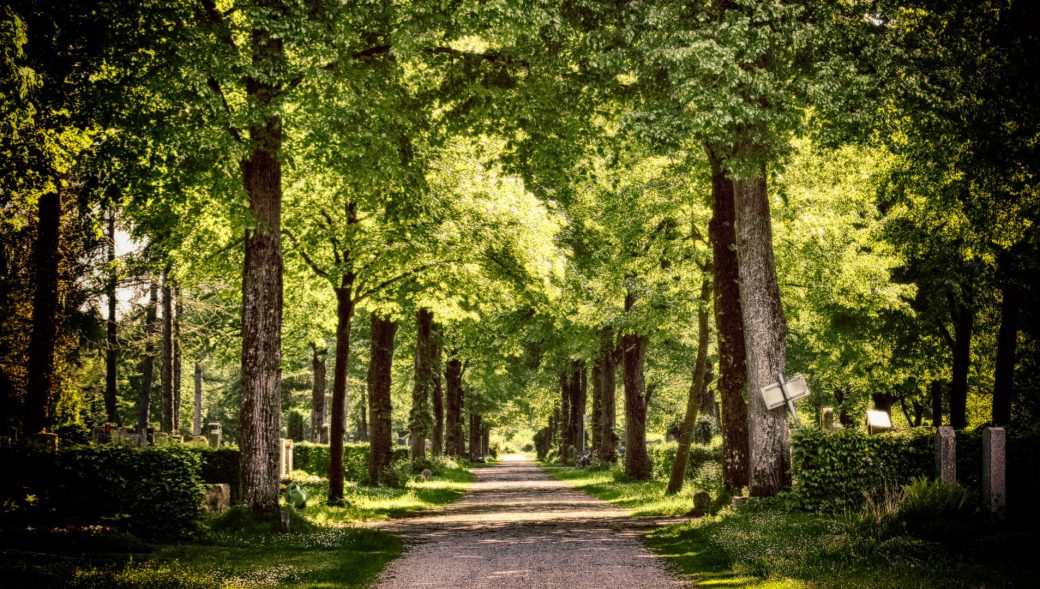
[194,448,242,502]
[0,445,204,541]
[791,428,934,511]
[648,439,724,480]
[294,442,410,482]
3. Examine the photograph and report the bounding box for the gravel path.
[368,454,686,588]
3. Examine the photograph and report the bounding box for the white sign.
[760,374,810,411]
[866,410,892,434]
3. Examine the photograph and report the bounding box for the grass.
[548,461,1040,588]
[0,463,473,588]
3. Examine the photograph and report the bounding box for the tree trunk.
[482,425,491,458]
[367,314,397,484]
[311,345,327,442]
[104,208,119,425]
[173,286,182,432]
[567,360,587,460]
[733,170,791,497]
[445,357,465,456]
[993,257,1019,427]
[328,287,354,504]
[469,412,482,460]
[622,292,651,480]
[431,322,444,455]
[410,308,435,460]
[193,360,203,436]
[137,282,159,437]
[237,0,288,515]
[559,369,571,459]
[698,360,716,424]
[948,289,973,430]
[357,390,368,441]
[161,265,173,433]
[930,380,944,427]
[24,192,61,435]
[709,153,750,493]
[667,273,713,494]
[593,326,618,462]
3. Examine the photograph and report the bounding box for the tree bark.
[104,208,119,425]
[445,357,465,456]
[237,0,288,515]
[310,345,327,442]
[469,412,482,460]
[367,314,397,484]
[733,170,791,496]
[558,369,571,459]
[667,273,713,495]
[593,326,618,462]
[137,281,159,437]
[161,265,173,433]
[948,289,973,430]
[193,359,203,436]
[173,286,182,432]
[622,291,651,480]
[357,390,368,441]
[709,153,750,492]
[328,287,354,504]
[24,192,61,435]
[431,322,444,455]
[566,360,587,460]
[993,257,1019,427]
[410,308,435,460]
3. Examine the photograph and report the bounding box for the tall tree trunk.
[431,323,444,455]
[173,285,182,432]
[193,359,203,436]
[558,369,571,459]
[161,265,173,433]
[104,208,119,425]
[238,0,288,514]
[137,282,159,437]
[591,354,603,456]
[310,345,327,442]
[733,170,791,497]
[709,153,750,492]
[367,314,397,484]
[593,326,618,462]
[24,192,61,435]
[566,360,587,460]
[357,390,368,441]
[469,412,482,460]
[482,425,491,459]
[622,291,651,480]
[698,360,716,424]
[930,380,944,427]
[993,256,1020,427]
[410,308,435,460]
[667,273,713,494]
[445,357,465,456]
[328,287,354,505]
[948,289,973,430]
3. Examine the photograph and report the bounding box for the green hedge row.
[791,428,934,512]
[294,442,410,481]
[194,448,241,502]
[648,439,724,481]
[0,445,204,541]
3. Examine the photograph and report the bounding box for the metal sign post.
[760,373,810,428]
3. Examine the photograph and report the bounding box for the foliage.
[0,445,203,541]
[649,438,724,481]
[790,428,933,512]
[898,477,974,526]
[294,442,410,484]
[193,447,240,503]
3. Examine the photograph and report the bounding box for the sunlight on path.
[367,456,684,588]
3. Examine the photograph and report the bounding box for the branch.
[355,259,458,302]
[319,209,342,265]
[283,229,331,281]
[206,77,243,143]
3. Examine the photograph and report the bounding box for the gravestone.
[91,425,108,444]
[935,426,956,484]
[421,469,433,480]
[866,410,892,435]
[821,407,835,430]
[154,432,170,447]
[692,491,712,516]
[279,438,294,478]
[982,427,1006,517]
[30,431,58,451]
[206,423,222,448]
[203,483,231,512]
[320,423,330,444]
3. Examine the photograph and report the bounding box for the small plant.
[378,457,412,488]
[837,481,904,542]
[898,476,974,524]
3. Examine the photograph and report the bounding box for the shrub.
[378,457,412,488]
[648,438,724,480]
[898,476,974,524]
[791,428,933,512]
[0,445,204,541]
[193,447,241,502]
[294,442,409,483]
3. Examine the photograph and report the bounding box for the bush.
[193,447,241,502]
[378,457,412,488]
[791,428,933,512]
[293,442,409,483]
[648,438,724,480]
[898,477,974,524]
[0,445,204,541]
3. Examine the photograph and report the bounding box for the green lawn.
[547,462,1040,588]
[1,465,473,588]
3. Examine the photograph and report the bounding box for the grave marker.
[936,426,956,484]
[982,427,1006,517]
[866,410,892,435]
